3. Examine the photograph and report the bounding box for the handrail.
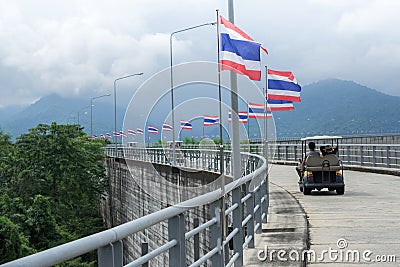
[2,147,268,267]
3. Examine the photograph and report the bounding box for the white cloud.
[0,0,399,108]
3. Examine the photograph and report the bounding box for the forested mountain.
[0,79,399,139]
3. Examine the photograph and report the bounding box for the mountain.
[0,94,124,139]
[271,79,400,138]
[1,79,399,140]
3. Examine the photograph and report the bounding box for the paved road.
[269,164,400,266]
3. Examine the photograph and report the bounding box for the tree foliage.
[0,123,107,264]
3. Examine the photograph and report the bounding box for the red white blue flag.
[228,110,248,123]
[267,69,301,102]
[100,134,105,139]
[162,122,173,132]
[267,99,294,111]
[136,128,144,135]
[248,102,272,119]
[203,115,219,126]
[128,128,136,136]
[219,15,267,81]
[106,133,112,139]
[180,120,192,130]
[148,126,158,134]
[113,131,120,137]
[119,130,127,137]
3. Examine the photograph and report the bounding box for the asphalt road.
[269,164,400,266]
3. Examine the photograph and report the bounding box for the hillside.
[0,79,399,139]
[272,79,400,138]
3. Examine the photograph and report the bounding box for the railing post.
[360,145,364,166]
[141,242,149,267]
[347,146,351,165]
[98,240,123,267]
[194,218,200,262]
[372,146,377,167]
[232,186,243,265]
[387,146,391,168]
[294,145,297,162]
[168,214,186,267]
[245,182,255,248]
[261,174,268,223]
[254,181,262,234]
[210,199,223,266]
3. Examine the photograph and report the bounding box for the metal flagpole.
[228,0,243,265]
[216,9,227,265]
[247,102,250,140]
[264,66,269,221]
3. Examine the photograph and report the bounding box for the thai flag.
[203,115,219,126]
[100,134,105,139]
[148,126,158,134]
[248,102,272,119]
[219,15,267,81]
[180,120,192,130]
[113,131,120,137]
[267,99,294,111]
[106,133,112,139]
[162,122,173,132]
[119,130,127,137]
[136,128,144,135]
[128,128,136,136]
[228,110,248,123]
[267,69,301,102]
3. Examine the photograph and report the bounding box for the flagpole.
[216,8,228,265]
[264,65,269,223]
[247,103,250,141]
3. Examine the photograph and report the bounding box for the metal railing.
[3,147,268,267]
[269,142,400,169]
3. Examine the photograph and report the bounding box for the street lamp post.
[170,21,216,165]
[110,72,143,227]
[90,94,111,137]
[113,73,143,146]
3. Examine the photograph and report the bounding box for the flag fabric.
[136,128,144,135]
[180,120,192,130]
[148,126,158,134]
[267,69,301,102]
[100,134,105,139]
[162,122,173,132]
[203,115,219,126]
[119,130,127,137]
[113,131,121,137]
[127,129,136,136]
[219,15,267,81]
[106,133,112,139]
[267,99,294,111]
[248,102,272,119]
[228,110,248,123]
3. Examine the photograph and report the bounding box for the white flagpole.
[265,65,269,221]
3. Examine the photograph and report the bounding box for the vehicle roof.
[301,135,343,141]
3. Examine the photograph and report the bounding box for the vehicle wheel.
[303,187,311,195]
[300,186,303,192]
[336,187,345,195]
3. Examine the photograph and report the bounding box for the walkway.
[245,164,400,266]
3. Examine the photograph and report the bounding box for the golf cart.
[298,136,345,195]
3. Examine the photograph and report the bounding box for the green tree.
[0,216,32,264]
[8,123,107,236]
[0,130,14,193]
[26,195,61,250]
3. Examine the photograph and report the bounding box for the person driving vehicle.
[296,141,320,178]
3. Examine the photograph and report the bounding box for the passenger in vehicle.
[296,142,320,178]
[320,145,338,156]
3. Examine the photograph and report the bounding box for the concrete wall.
[101,157,219,266]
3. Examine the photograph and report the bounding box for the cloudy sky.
[0,0,399,108]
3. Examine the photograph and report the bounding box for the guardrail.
[269,142,400,169]
[2,147,268,267]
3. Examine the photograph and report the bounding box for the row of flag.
[219,15,302,101]
[94,16,301,140]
